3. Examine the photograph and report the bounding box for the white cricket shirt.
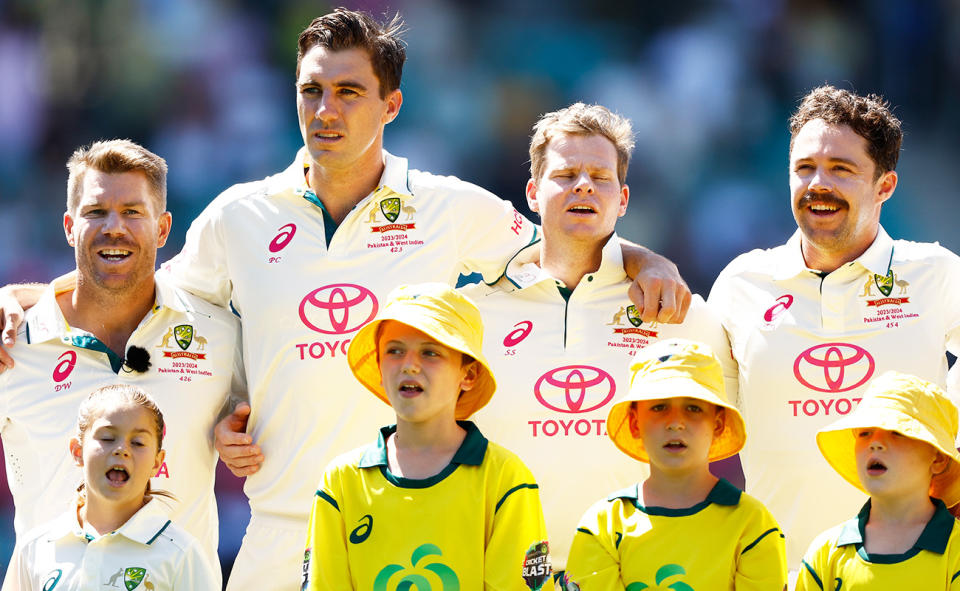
[465,234,737,568]
[708,226,960,569]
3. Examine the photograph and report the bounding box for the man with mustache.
[708,85,960,580]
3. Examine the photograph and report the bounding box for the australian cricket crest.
[123,567,146,590]
[174,324,194,350]
[380,197,401,222]
[874,270,894,297]
[626,305,643,327]
[609,304,658,345]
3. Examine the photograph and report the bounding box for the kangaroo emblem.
[107,568,124,587]
[158,327,174,348]
[608,307,626,325]
[194,335,208,351]
[402,204,416,220]
[860,277,874,297]
[367,208,379,223]
[143,579,155,591]
[895,277,909,294]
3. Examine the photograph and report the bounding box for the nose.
[665,407,685,431]
[314,91,338,123]
[806,166,831,193]
[400,351,420,374]
[868,431,887,451]
[572,172,595,194]
[112,441,130,457]
[101,210,126,237]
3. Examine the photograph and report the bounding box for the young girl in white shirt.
[6,384,218,590]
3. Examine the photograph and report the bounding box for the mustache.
[91,238,137,250]
[798,192,847,209]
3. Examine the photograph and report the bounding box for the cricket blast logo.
[522,541,551,590]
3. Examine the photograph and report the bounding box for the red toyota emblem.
[794,342,875,393]
[299,284,379,335]
[53,351,77,382]
[764,295,794,322]
[269,223,297,253]
[534,365,616,413]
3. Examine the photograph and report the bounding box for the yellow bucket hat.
[607,338,746,463]
[347,283,496,420]
[816,371,960,506]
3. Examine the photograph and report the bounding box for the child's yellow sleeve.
[795,533,833,591]
[304,466,353,591]
[733,500,787,591]
[484,455,552,591]
[563,500,626,591]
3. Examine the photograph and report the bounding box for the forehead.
[790,119,871,164]
[379,320,456,350]
[77,170,158,209]
[298,45,377,84]
[90,402,155,430]
[542,133,618,169]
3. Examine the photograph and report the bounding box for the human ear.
[69,438,83,467]
[627,404,642,439]
[714,407,726,437]
[931,451,950,476]
[153,449,166,474]
[459,360,480,392]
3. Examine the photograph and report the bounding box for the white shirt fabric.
[464,234,738,569]
[160,149,536,586]
[708,226,960,570]
[6,498,218,591]
[0,273,243,580]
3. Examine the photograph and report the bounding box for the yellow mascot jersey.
[564,479,786,590]
[303,422,551,591]
[797,499,960,590]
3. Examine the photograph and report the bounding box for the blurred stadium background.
[1,0,958,583]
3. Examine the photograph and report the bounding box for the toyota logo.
[794,343,875,393]
[534,365,616,413]
[53,351,77,382]
[299,284,378,335]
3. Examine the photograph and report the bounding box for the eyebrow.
[298,78,369,92]
[793,156,861,168]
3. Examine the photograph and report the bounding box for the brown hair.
[789,85,902,178]
[296,8,406,98]
[66,139,168,213]
[75,384,175,506]
[529,102,635,185]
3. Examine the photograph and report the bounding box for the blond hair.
[529,102,635,184]
[66,139,167,213]
[74,384,175,507]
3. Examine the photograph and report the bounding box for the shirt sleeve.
[734,504,787,591]
[690,297,740,408]
[305,466,353,591]
[175,538,221,590]
[943,249,960,407]
[484,456,551,591]
[453,186,537,284]
[3,537,36,591]
[563,502,625,591]
[161,197,233,308]
[794,533,833,591]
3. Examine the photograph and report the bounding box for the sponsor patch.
[521,541,551,590]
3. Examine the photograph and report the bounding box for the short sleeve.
[453,186,536,284]
[161,199,233,308]
[176,538,221,590]
[304,465,353,591]
[734,502,787,591]
[795,531,834,591]
[484,456,550,591]
[563,501,625,591]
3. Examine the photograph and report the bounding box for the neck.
[305,147,386,225]
[58,273,155,356]
[79,495,146,536]
[642,464,718,509]
[869,491,936,526]
[387,418,466,480]
[539,235,607,290]
[800,228,879,273]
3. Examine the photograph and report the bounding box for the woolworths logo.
[627,564,693,590]
[373,544,459,590]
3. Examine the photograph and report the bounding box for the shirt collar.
[501,232,626,290]
[49,499,173,546]
[773,225,894,280]
[358,420,488,468]
[287,148,414,201]
[608,477,741,512]
[837,498,954,554]
[26,272,188,345]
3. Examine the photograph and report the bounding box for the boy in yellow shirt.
[302,283,550,590]
[563,339,787,590]
[797,371,960,590]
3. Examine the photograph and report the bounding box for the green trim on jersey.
[838,498,954,563]
[357,421,488,489]
[301,188,339,247]
[609,478,741,517]
[70,334,124,373]
[496,483,540,513]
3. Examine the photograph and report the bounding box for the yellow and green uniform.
[564,479,786,590]
[303,421,551,591]
[797,499,960,590]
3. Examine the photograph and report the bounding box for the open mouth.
[313,131,343,142]
[106,466,130,485]
[866,459,887,476]
[98,248,132,262]
[567,204,597,215]
[399,382,424,397]
[663,441,687,451]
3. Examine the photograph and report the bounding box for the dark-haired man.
[709,85,960,575]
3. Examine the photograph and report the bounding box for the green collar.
[300,189,339,247]
[358,421,488,489]
[837,498,954,562]
[609,478,741,517]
